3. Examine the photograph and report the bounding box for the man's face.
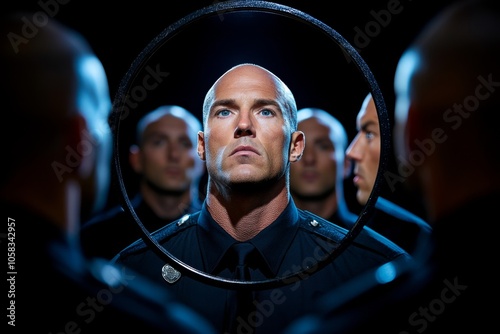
[290,117,338,198]
[199,66,293,187]
[132,114,202,193]
[346,96,381,205]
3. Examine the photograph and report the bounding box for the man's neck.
[140,184,193,220]
[293,191,338,220]
[205,182,290,241]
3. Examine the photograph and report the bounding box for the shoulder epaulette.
[115,212,200,257]
[297,209,408,260]
[297,209,349,242]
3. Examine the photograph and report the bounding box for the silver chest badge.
[161,264,181,283]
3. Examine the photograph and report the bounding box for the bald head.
[202,63,297,131]
[297,108,348,154]
[1,12,97,120]
[395,0,500,113]
[135,105,202,146]
[395,0,500,158]
[0,12,112,216]
[393,0,500,219]
[1,12,111,163]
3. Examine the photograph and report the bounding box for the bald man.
[290,108,357,223]
[81,105,205,259]
[114,63,410,333]
[0,11,214,333]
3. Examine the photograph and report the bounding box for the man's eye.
[260,109,274,117]
[214,109,231,117]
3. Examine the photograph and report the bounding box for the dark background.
[7,0,459,220]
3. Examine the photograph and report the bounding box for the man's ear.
[197,131,206,161]
[129,144,142,173]
[289,130,305,162]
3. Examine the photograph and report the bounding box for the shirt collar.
[197,200,300,277]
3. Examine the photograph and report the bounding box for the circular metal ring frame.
[111,0,391,290]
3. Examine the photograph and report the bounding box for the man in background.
[290,102,431,255]
[290,107,357,224]
[81,105,205,259]
[346,93,431,254]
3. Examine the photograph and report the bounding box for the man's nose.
[234,112,255,137]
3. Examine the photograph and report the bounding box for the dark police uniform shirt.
[113,199,410,333]
[4,201,215,334]
[331,197,432,256]
[81,193,202,259]
[284,191,500,334]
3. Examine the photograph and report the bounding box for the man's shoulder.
[296,209,350,241]
[82,195,144,229]
[351,225,410,259]
[113,212,199,260]
[375,197,431,231]
[83,205,128,228]
[296,209,409,260]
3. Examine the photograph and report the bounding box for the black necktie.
[225,242,256,334]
